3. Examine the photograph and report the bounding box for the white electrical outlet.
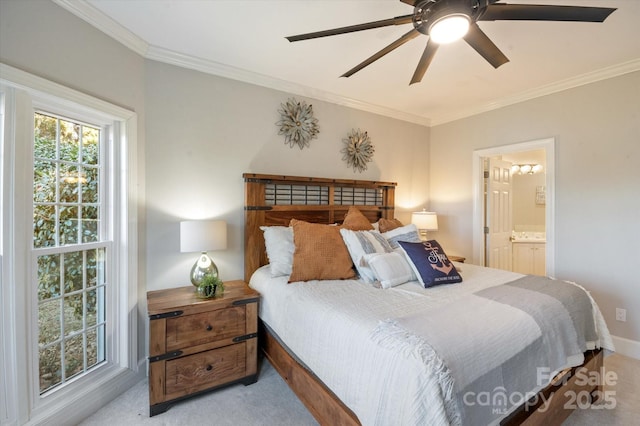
[616,308,626,322]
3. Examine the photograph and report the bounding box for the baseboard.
[611,335,640,360]
[139,357,148,376]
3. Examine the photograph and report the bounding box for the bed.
[243,173,613,425]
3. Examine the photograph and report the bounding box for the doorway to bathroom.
[472,138,555,276]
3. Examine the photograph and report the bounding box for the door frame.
[472,137,556,276]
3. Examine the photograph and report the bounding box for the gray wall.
[144,61,430,290]
[512,172,546,230]
[0,0,145,112]
[430,71,640,341]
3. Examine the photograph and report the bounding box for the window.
[33,113,107,394]
[1,64,139,425]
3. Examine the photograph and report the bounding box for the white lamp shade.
[411,211,438,231]
[180,220,227,253]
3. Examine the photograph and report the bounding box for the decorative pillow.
[289,219,356,282]
[341,206,374,231]
[260,226,294,277]
[382,223,422,249]
[378,218,404,233]
[398,240,463,288]
[363,252,416,288]
[339,229,394,282]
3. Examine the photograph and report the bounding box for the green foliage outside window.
[34,113,101,319]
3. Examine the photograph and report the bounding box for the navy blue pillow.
[398,240,462,288]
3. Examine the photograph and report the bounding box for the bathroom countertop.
[511,231,546,243]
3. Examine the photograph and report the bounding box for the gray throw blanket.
[372,275,598,425]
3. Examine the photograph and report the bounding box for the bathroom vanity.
[511,232,546,276]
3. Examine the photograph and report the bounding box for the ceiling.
[59,0,640,126]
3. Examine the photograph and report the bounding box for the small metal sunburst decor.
[341,128,375,173]
[276,98,319,149]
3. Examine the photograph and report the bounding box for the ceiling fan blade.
[286,14,413,42]
[342,29,420,78]
[410,40,439,85]
[479,4,616,22]
[400,0,418,5]
[463,23,509,69]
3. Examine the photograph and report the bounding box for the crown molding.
[52,0,429,126]
[52,0,149,56]
[145,46,431,126]
[430,58,640,126]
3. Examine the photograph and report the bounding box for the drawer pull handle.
[206,365,213,371]
[206,325,212,331]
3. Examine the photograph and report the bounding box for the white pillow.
[260,226,294,277]
[381,223,422,249]
[339,229,394,282]
[363,251,416,288]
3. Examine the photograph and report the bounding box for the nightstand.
[449,255,466,263]
[147,280,259,416]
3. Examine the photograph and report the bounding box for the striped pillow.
[382,223,422,249]
[340,229,394,283]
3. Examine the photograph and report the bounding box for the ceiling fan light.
[429,14,470,44]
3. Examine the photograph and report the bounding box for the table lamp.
[411,210,438,240]
[180,220,227,286]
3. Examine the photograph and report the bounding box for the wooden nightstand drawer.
[166,306,246,352]
[165,342,247,397]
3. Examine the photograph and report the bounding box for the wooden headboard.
[243,173,397,281]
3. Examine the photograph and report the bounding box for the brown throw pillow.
[341,206,373,231]
[289,219,356,282]
[378,218,404,233]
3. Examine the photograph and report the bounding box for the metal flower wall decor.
[341,129,375,173]
[276,98,319,149]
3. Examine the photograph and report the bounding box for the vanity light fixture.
[519,164,532,174]
[511,164,543,175]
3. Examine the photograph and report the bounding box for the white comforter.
[250,263,612,426]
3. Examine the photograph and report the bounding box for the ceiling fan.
[286,0,616,85]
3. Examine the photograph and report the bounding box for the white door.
[486,158,513,270]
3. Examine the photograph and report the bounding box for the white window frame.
[1,64,141,425]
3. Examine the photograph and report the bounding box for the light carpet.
[80,354,639,425]
[79,358,317,426]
